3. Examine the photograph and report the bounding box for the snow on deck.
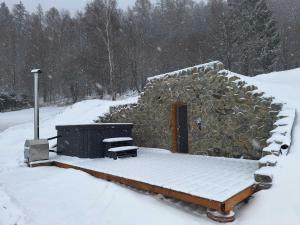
[50,148,258,202]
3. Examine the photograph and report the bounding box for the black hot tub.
[56,123,133,158]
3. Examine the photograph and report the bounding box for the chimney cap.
[31,69,42,74]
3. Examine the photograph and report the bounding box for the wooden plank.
[53,161,223,211]
[222,185,258,213]
[29,161,54,168]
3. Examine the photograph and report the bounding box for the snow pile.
[147,61,223,81]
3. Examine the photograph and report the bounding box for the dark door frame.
[171,102,189,153]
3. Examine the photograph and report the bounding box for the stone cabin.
[99,61,281,160]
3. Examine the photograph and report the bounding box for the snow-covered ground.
[0,107,64,133]
[0,68,300,225]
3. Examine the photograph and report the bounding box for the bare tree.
[87,0,119,100]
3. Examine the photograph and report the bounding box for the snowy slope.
[0,97,139,225]
[230,68,300,225]
[0,107,63,133]
[0,68,300,225]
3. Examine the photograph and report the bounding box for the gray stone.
[257,182,273,190]
[254,172,273,183]
[259,155,278,168]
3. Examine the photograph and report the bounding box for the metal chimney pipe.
[31,69,42,140]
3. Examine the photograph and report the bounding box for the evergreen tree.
[132,0,152,88]
[255,0,280,72]
[11,2,29,91]
[231,0,280,75]
[0,3,13,91]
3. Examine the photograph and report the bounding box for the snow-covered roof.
[147,61,223,81]
[31,69,42,74]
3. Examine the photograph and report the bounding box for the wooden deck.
[31,148,260,222]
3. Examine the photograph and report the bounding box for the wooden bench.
[107,146,138,160]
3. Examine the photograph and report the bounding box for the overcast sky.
[4,0,138,13]
[3,0,152,13]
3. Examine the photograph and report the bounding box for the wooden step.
[107,146,138,160]
[108,146,138,152]
[103,137,133,143]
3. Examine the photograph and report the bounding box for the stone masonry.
[99,62,281,160]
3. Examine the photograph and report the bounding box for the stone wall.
[99,62,281,160]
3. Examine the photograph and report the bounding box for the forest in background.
[0,0,299,108]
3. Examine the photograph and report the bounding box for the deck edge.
[223,184,259,212]
[52,161,223,211]
[31,160,258,218]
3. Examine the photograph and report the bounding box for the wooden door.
[171,102,189,153]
